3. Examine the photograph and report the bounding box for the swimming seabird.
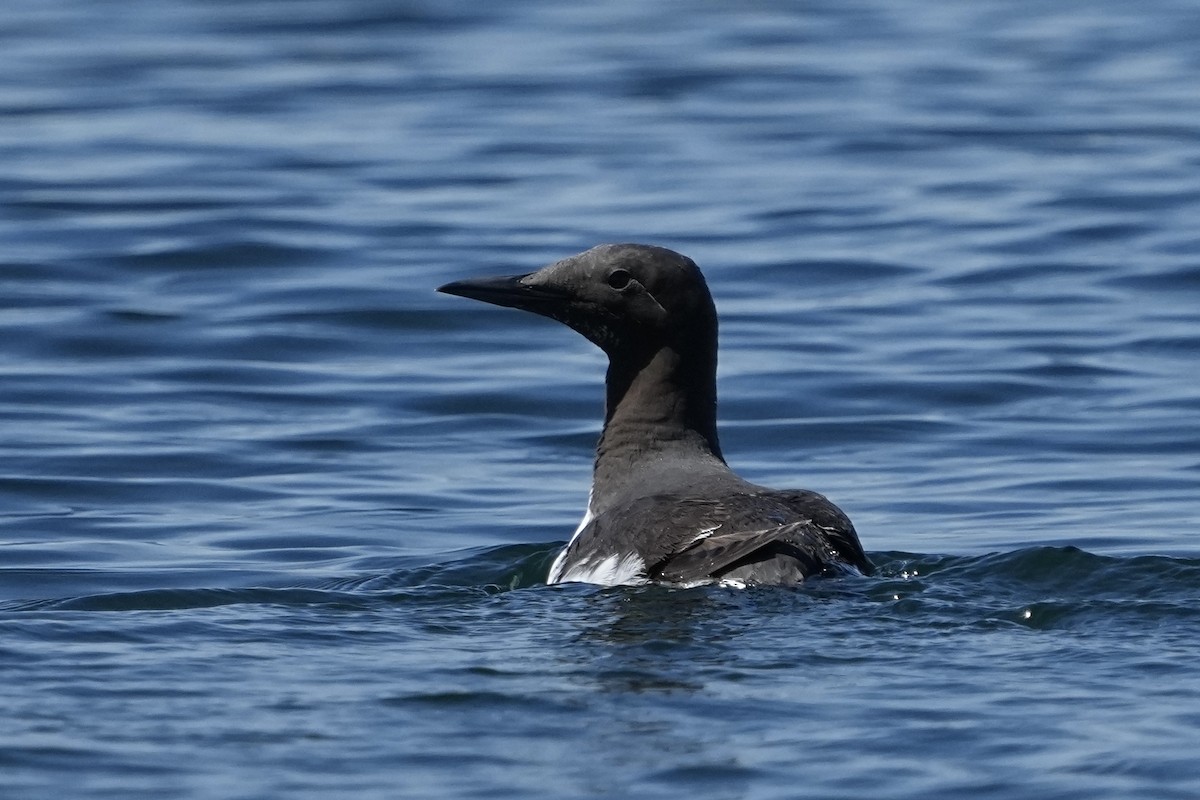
[438,244,872,587]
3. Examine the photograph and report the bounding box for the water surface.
[3,1,1199,797]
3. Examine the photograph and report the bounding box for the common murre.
[438,244,872,587]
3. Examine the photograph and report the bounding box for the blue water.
[3,0,1200,797]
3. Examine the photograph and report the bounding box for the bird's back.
[549,483,872,587]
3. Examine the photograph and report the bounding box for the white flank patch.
[547,549,568,584]
[556,552,647,587]
[570,500,596,540]
[547,549,569,584]
[547,490,596,584]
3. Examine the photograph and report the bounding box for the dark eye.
[606,269,631,290]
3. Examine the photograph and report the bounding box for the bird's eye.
[606,269,631,290]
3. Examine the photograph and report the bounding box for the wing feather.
[652,521,816,584]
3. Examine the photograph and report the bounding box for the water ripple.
[4,0,1200,797]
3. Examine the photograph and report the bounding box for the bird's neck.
[591,343,725,507]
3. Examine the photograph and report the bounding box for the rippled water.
[3,0,1200,798]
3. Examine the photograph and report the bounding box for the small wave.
[880,546,1200,599]
[324,543,560,593]
[5,545,1197,627]
[868,546,1200,630]
[0,544,559,613]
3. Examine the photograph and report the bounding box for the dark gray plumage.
[438,244,872,587]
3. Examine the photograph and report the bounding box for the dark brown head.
[437,244,717,359]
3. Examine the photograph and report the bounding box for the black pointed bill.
[437,273,569,313]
